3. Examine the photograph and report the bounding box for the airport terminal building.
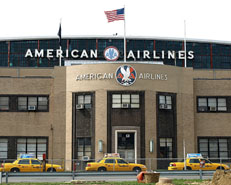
[0,36,231,170]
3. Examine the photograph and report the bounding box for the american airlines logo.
[104,46,120,61]
[115,65,137,86]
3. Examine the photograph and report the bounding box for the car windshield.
[204,159,211,163]
[97,159,102,163]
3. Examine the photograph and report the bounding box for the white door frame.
[115,130,137,163]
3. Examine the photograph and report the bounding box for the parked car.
[0,158,64,172]
[85,156,147,172]
[168,157,230,170]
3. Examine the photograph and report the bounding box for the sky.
[0,0,231,42]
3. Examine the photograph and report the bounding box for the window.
[118,133,134,150]
[159,95,172,109]
[28,97,37,107]
[199,138,229,158]
[0,138,8,159]
[0,95,49,112]
[76,95,92,109]
[18,97,27,110]
[117,159,127,164]
[189,159,200,163]
[104,159,115,163]
[17,138,47,159]
[198,98,207,111]
[0,97,9,111]
[218,98,227,111]
[198,97,227,112]
[17,96,48,111]
[77,138,91,160]
[159,138,173,158]
[18,159,30,164]
[38,97,48,110]
[112,93,140,108]
[31,160,41,165]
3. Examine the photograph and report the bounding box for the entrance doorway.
[115,130,137,163]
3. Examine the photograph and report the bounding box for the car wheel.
[47,168,56,172]
[186,166,192,170]
[133,167,141,173]
[216,166,225,170]
[98,167,107,172]
[10,168,20,172]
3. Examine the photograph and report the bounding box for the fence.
[0,170,217,184]
[0,157,231,172]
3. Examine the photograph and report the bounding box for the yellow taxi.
[168,153,230,171]
[85,153,147,172]
[0,157,64,172]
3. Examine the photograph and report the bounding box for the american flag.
[104,8,124,23]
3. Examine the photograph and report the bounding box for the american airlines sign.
[76,64,168,87]
[25,46,194,61]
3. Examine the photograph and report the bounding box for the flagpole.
[124,6,126,63]
[59,19,62,66]
[184,20,187,68]
[59,46,62,66]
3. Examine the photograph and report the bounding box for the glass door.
[117,132,135,163]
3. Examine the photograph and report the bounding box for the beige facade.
[0,64,231,170]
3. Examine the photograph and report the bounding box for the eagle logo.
[115,65,137,86]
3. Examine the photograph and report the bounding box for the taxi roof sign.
[104,153,120,158]
[187,153,203,158]
[18,153,35,159]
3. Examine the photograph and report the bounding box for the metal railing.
[0,170,218,184]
